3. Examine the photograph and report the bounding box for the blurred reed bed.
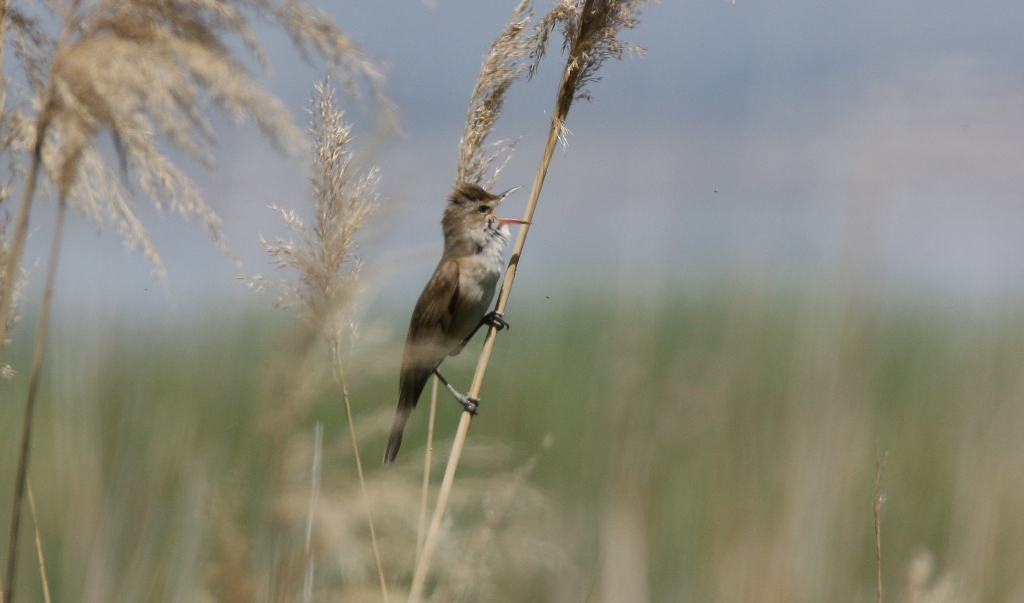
[2,281,1024,601]
[0,305,572,603]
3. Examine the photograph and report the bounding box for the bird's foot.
[434,369,480,415]
[484,311,509,331]
[458,395,480,415]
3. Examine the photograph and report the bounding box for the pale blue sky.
[23,0,1024,329]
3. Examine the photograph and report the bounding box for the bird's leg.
[432,369,479,415]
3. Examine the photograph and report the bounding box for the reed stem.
[336,356,389,603]
[4,199,67,603]
[416,376,439,565]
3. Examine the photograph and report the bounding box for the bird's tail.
[384,363,432,465]
[383,405,413,465]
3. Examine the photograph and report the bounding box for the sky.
[21,0,1024,329]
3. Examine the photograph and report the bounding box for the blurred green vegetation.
[2,285,1023,602]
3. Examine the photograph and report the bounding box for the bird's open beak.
[495,186,529,228]
[498,185,523,200]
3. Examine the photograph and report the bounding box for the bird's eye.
[478,205,489,214]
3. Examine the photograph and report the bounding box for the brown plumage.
[383,182,525,464]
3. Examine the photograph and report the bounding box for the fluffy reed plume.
[251,77,377,457]
[456,0,533,188]
[255,80,378,336]
[0,0,388,360]
[409,2,653,601]
[40,0,374,267]
[529,0,649,108]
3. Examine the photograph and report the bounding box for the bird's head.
[442,182,527,254]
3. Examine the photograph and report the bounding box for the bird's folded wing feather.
[400,259,461,405]
[408,259,460,343]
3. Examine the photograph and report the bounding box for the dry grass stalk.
[335,362,389,603]
[408,1,652,601]
[876,444,887,603]
[26,479,51,603]
[4,198,67,603]
[415,375,439,565]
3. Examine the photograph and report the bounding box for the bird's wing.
[408,259,460,342]
[399,259,461,405]
[386,260,462,464]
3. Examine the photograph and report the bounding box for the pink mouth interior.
[496,216,530,228]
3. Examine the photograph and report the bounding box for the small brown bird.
[383,182,527,464]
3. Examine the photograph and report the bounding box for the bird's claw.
[484,311,509,331]
[460,396,480,415]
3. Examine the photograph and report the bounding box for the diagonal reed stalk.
[408,2,650,600]
[4,198,67,603]
[26,480,51,603]
[333,355,389,603]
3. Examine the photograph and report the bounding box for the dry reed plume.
[409,1,653,601]
[0,0,389,360]
[255,79,378,336]
[0,217,23,380]
[456,0,533,189]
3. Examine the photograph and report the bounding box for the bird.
[383,182,527,464]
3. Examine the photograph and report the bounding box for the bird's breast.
[449,244,505,341]
[458,249,502,303]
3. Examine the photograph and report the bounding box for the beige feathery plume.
[255,78,378,339]
[456,0,533,189]
[531,0,651,106]
[0,0,390,359]
[2,0,389,283]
